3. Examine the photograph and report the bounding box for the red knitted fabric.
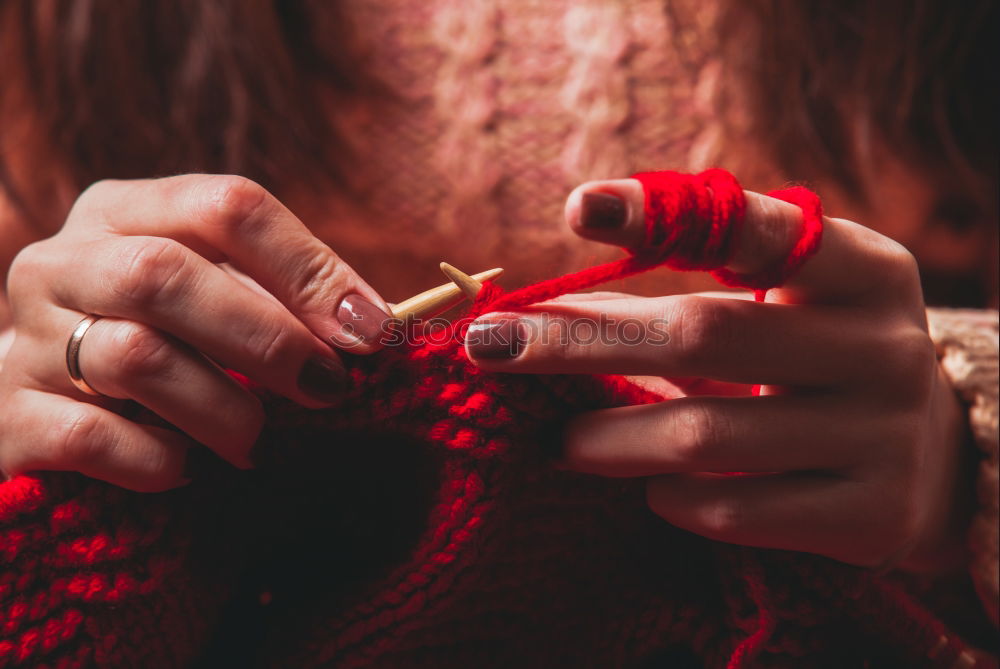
[0,171,978,668]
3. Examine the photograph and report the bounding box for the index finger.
[67,175,394,352]
[565,178,923,308]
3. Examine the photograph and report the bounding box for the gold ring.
[66,315,103,396]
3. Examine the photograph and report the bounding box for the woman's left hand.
[466,178,971,572]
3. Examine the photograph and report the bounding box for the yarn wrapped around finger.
[0,170,976,669]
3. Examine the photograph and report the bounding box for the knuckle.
[899,331,937,385]
[874,326,937,400]
[871,238,921,292]
[112,322,175,379]
[111,238,191,310]
[7,241,53,301]
[192,175,269,237]
[72,179,121,214]
[702,498,746,537]
[50,406,104,470]
[77,178,119,202]
[675,297,738,366]
[676,404,728,463]
[291,249,351,304]
[243,316,300,370]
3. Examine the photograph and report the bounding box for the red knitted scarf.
[0,170,974,668]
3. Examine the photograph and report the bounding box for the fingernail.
[298,355,348,402]
[466,320,526,360]
[580,192,627,229]
[337,294,393,345]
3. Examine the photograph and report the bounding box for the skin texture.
[468,179,970,572]
[0,175,392,491]
[0,171,974,574]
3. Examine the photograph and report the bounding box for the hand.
[466,178,971,572]
[0,175,393,491]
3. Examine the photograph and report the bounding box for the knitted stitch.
[559,2,631,182]
[431,0,502,238]
[0,171,982,668]
[928,308,1000,627]
[324,0,725,300]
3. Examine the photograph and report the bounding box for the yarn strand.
[483,170,822,314]
[4,169,977,669]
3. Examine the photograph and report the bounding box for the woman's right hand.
[0,175,393,491]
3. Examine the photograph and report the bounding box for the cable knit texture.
[0,171,989,668]
[0,0,995,664]
[928,308,1000,627]
[313,0,727,300]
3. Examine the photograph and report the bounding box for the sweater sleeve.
[927,307,1000,627]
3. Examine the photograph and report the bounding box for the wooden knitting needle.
[439,262,487,299]
[391,267,503,320]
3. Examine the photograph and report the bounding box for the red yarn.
[725,550,777,669]
[0,170,982,669]
[712,185,824,302]
[632,169,746,271]
[486,170,821,316]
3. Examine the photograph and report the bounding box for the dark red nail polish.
[298,355,348,402]
[466,320,526,360]
[337,294,393,344]
[580,192,627,229]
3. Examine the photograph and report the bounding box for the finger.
[566,179,923,307]
[468,295,886,387]
[42,240,348,407]
[1,390,193,492]
[536,291,638,304]
[663,377,752,397]
[535,291,751,397]
[536,290,754,308]
[561,395,862,477]
[540,291,754,397]
[67,175,394,351]
[645,472,891,566]
[74,318,263,468]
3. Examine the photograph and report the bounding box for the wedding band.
[66,315,103,396]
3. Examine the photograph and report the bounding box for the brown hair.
[712,0,998,210]
[2,0,996,305]
[5,1,995,212]
[0,0,372,223]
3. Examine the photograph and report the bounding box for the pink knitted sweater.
[1,0,996,665]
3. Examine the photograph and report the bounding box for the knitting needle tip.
[440,263,503,299]
[389,266,504,321]
[471,266,504,283]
